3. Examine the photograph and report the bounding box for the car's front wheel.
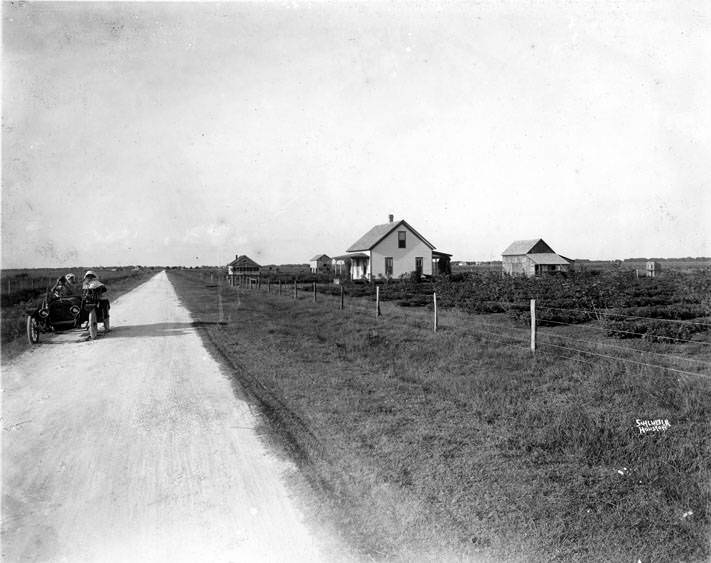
[26,316,40,345]
[88,309,98,340]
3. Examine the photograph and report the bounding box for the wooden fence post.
[313,281,316,303]
[434,292,438,332]
[340,285,344,310]
[376,286,381,317]
[530,299,536,352]
[293,279,297,299]
[278,280,282,296]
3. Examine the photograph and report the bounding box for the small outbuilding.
[432,251,453,276]
[309,254,332,274]
[502,239,572,277]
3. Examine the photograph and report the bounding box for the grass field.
[1,267,160,361]
[167,269,710,562]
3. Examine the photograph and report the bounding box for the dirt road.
[2,271,331,562]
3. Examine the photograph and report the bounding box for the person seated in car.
[51,273,77,298]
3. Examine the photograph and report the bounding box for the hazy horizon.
[3,2,709,268]
[2,255,710,272]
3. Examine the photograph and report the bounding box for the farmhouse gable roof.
[309,254,331,261]
[347,219,435,252]
[502,238,555,256]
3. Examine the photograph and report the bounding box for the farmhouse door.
[385,257,393,278]
[415,257,423,277]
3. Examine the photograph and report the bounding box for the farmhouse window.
[385,257,393,278]
[398,231,406,248]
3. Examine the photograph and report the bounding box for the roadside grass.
[168,270,710,562]
[1,269,160,362]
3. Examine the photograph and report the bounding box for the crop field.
[0,266,160,359]
[452,258,711,276]
[218,267,711,347]
[168,268,710,562]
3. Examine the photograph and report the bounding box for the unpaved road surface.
[2,271,330,562]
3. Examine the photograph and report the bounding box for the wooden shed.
[432,251,453,276]
[502,239,572,277]
[309,254,332,274]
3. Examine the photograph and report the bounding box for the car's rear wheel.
[26,316,40,345]
[88,309,98,340]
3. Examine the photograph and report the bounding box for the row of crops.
[324,270,711,343]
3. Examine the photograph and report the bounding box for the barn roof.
[527,253,571,265]
[310,254,331,261]
[228,255,261,268]
[347,219,434,252]
[501,238,557,256]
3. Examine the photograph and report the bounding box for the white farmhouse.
[346,215,437,281]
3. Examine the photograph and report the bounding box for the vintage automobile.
[25,285,109,344]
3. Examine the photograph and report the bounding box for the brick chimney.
[388,214,394,223]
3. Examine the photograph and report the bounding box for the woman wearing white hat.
[82,271,110,333]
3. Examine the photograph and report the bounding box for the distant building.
[227,254,261,277]
[346,214,450,281]
[502,239,572,277]
[646,261,661,278]
[309,254,331,274]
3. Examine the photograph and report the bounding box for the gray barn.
[502,239,572,277]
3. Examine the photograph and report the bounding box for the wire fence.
[534,305,711,328]
[201,273,711,379]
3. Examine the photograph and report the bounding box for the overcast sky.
[2,1,709,268]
